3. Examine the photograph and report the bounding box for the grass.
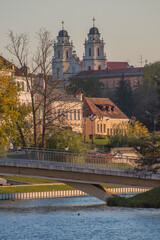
[1,176,58,184]
[0,185,75,194]
[107,186,160,208]
[87,139,108,146]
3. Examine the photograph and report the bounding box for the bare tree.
[6,29,83,148]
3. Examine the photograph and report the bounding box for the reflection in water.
[0,196,160,240]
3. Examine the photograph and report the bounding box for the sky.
[1,0,160,67]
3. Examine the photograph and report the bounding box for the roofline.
[83,96,95,115]
[75,72,143,79]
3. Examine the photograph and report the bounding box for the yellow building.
[83,97,129,139]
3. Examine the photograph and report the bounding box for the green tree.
[67,77,104,97]
[46,129,89,152]
[114,74,133,117]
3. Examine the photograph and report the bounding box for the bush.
[46,129,89,152]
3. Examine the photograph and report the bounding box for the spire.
[92,17,95,27]
[61,20,64,30]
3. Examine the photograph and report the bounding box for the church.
[52,18,108,81]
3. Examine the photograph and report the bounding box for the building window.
[106,81,110,89]
[100,124,102,133]
[110,129,112,135]
[113,129,116,135]
[65,110,68,120]
[74,109,76,120]
[134,79,139,86]
[21,82,25,91]
[78,109,81,120]
[97,48,100,56]
[89,48,91,57]
[53,109,56,119]
[70,110,73,120]
[58,51,60,59]
[113,80,117,88]
[57,68,60,79]
[66,50,69,59]
[88,66,91,71]
[58,109,61,120]
[107,128,109,136]
[104,124,106,133]
[98,65,101,70]
[97,124,99,133]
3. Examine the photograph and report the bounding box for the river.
[0,196,160,240]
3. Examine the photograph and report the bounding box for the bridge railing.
[4,147,137,171]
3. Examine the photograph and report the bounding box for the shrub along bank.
[107,186,160,208]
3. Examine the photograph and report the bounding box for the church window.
[89,48,91,57]
[58,51,60,59]
[66,50,69,59]
[98,65,101,70]
[57,68,60,79]
[88,66,91,71]
[97,48,100,56]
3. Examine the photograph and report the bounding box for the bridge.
[0,148,160,201]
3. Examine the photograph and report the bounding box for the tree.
[114,74,133,117]
[0,74,20,153]
[67,77,104,97]
[46,128,89,152]
[6,29,63,148]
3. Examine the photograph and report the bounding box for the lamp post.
[89,114,96,147]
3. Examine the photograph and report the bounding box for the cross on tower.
[92,17,95,27]
[61,20,64,30]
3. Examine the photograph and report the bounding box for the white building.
[52,19,107,81]
[83,18,107,71]
[52,22,81,81]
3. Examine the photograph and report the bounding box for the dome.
[89,27,100,35]
[58,30,68,37]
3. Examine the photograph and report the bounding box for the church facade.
[52,19,107,81]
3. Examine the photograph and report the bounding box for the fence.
[5,147,138,170]
[0,188,149,200]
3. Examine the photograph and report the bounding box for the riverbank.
[107,186,160,208]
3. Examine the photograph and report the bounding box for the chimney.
[76,91,83,101]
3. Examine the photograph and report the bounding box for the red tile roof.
[107,61,129,69]
[84,97,129,120]
[74,67,143,78]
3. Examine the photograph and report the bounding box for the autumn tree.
[0,73,20,154]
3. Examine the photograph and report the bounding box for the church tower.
[83,18,107,71]
[52,21,81,81]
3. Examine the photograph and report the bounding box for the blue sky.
[1,0,160,66]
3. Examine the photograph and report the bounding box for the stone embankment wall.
[0,188,149,200]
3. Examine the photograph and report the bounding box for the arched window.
[88,66,91,71]
[66,50,69,59]
[98,65,101,70]
[89,48,91,57]
[58,51,60,59]
[97,48,100,56]
[57,68,60,79]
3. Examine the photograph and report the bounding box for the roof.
[47,88,82,103]
[89,27,100,35]
[74,67,143,79]
[107,62,130,70]
[84,97,129,120]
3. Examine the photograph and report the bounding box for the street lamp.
[89,114,96,147]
